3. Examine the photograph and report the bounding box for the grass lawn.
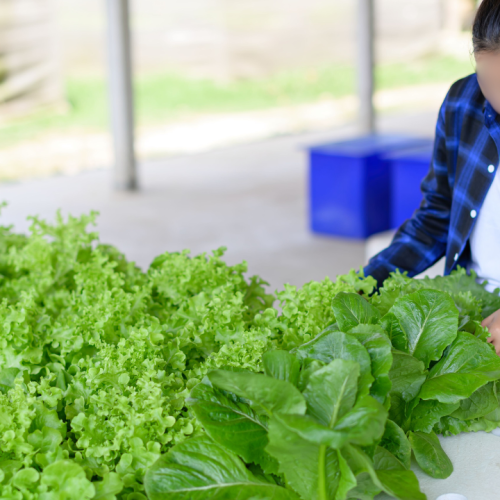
[0,55,475,148]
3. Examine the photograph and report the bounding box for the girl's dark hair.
[473,0,500,53]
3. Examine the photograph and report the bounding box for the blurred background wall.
[55,0,474,78]
[0,0,478,180]
[0,0,62,115]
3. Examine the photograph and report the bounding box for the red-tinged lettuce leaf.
[207,370,306,416]
[295,331,374,398]
[332,292,381,332]
[409,431,453,479]
[419,332,500,404]
[144,436,298,500]
[383,290,458,368]
[187,381,278,474]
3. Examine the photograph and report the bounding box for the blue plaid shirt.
[364,73,500,286]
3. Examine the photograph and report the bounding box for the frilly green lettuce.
[0,211,361,499]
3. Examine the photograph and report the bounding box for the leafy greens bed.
[1,212,500,500]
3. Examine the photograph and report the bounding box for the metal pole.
[357,0,375,134]
[106,0,137,190]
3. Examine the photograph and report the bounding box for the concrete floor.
[1,110,498,499]
[0,111,437,293]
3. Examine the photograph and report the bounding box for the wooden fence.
[0,0,62,115]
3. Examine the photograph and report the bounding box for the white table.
[376,431,500,500]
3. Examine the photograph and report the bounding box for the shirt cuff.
[362,262,394,290]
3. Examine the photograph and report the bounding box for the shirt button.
[470,209,477,219]
[488,164,496,173]
[454,253,459,261]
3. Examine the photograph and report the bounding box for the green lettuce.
[0,210,366,498]
[3,208,500,499]
[183,345,423,500]
[144,435,297,500]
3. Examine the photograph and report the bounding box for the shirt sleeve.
[363,95,452,287]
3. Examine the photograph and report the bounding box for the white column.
[357,0,375,135]
[106,0,137,190]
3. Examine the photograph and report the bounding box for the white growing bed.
[376,431,500,500]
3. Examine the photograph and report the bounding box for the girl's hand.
[482,309,500,355]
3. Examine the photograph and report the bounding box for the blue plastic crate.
[308,135,432,239]
[385,145,434,229]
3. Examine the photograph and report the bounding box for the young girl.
[364,0,500,353]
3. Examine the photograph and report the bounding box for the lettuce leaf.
[295,331,374,398]
[382,290,458,368]
[187,380,277,474]
[144,436,298,500]
[332,293,381,332]
[419,332,500,404]
[408,431,453,479]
